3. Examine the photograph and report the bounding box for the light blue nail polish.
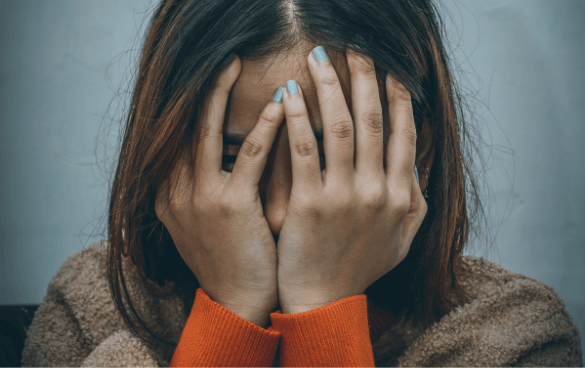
[312,46,329,62]
[286,80,298,95]
[272,86,284,103]
[414,164,419,183]
[354,35,367,51]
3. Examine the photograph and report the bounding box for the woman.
[22,0,582,366]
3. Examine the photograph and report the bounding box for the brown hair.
[104,0,484,347]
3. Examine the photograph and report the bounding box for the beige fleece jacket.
[22,240,583,367]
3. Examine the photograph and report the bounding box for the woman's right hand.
[155,54,284,328]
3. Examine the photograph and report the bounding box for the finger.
[385,75,417,192]
[155,150,193,221]
[155,176,171,221]
[308,46,354,182]
[229,87,285,189]
[194,54,240,187]
[283,80,323,192]
[346,49,384,175]
[401,170,427,248]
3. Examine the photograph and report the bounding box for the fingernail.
[286,80,298,96]
[312,46,329,63]
[414,164,419,183]
[272,86,284,103]
[219,53,235,66]
[354,35,367,50]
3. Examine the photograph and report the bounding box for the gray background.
[1,0,583,353]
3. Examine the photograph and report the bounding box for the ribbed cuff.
[170,288,281,367]
[270,294,375,367]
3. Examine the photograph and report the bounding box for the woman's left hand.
[276,47,428,314]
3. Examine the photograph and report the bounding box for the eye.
[222,155,237,172]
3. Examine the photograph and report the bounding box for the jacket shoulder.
[50,240,128,343]
[23,240,188,366]
[22,240,130,366]
[395,256,583,367]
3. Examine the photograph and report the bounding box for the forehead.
[223,47,352,138]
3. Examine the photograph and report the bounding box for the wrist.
[281,305,316,314]
[230,307,271,328]
[279,289,362,314]
[281,301,330,314]
[210,290,277,328]
[278,287,337,314]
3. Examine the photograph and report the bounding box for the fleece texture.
[22,240,583,367]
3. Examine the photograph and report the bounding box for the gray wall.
[1,0,583,352]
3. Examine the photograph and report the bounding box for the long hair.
[106,0,484,347]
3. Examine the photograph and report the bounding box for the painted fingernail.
[354,35,367,50]
[414,164,419,183]
[272,86,284,103]
[312,46,329,62]
[219,53,235,66]
[286,80,298,95]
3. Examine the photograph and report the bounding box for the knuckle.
[294,136,317,157]
[390,82,412,104]
[165,181,190,212]
[324,185,353,210]
[286,109,307,121]
[240,135,264,158]
[319,71,340,87]
[419,198,428,217]
[191,194,209,213]
[154,198,168,220]
[389,91,412,110]
[302,198,320,214]
[167,195,188,214]
[193,188,223,213]
[327,198,350,215]
[359,181,387,210]
[197,123,213,141]
[361,108,384,137]
[390,190,411,215]
[357,61,376,76]
[330,118,354,141]
[154,185,169,216]
[293,193,321,216]
[402,127,417,147]
[399,247,409,264]
[216,194,239,214]
[349,54,376,75]
[396,82,410,96]
[259,109,279,126]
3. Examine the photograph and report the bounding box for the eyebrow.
[223,127,324,145]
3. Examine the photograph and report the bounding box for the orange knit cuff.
[270,294,375,367]
[170,288,281,367]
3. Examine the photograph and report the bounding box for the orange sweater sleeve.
[170,288,281,367]
[270,294,375,367]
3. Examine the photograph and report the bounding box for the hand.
[155,55,284,328]
[276,47,428,314]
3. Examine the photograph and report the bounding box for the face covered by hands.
[189,43,430,317]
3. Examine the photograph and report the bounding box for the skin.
[224,44,435,235]
[156,41,436,328]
